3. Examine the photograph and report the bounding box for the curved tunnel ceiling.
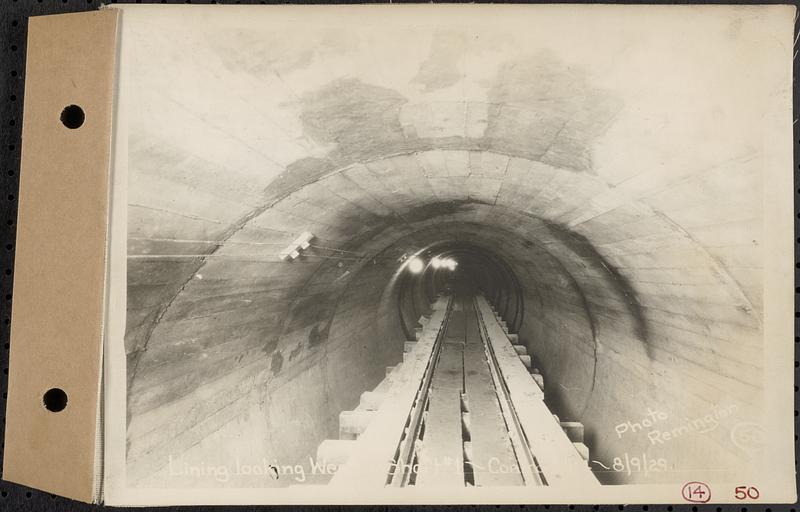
[120,7,779,486]
[128,150,762,387]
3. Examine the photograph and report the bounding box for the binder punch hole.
[59,105,84,129]
[42,388,68,413]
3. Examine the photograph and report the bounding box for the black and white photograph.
[100,4,795,504]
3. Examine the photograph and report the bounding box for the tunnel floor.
[415,293,522,486]
[315,293,597,488]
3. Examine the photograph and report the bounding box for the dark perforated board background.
[0,0,797,510]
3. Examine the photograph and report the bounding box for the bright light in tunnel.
[407,257,425,274]
[431,257,457,271]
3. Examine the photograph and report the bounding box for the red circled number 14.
[681,482,711,503]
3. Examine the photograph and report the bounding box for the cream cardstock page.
[101,4,796,505]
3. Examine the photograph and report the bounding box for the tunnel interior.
[125,189,762,488]
[119,8,772,489]
[396,242,524,340]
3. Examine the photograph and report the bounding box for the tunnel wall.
[502,216,762,483]
[127,246,413,486]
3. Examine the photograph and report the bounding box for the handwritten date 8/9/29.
[611,453,667,476]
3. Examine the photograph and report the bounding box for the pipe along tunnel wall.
[121,16,774,487]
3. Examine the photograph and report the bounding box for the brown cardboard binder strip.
[2,10,119,503]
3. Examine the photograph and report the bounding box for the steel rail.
[473,295,546,486]
[386,296,454,486]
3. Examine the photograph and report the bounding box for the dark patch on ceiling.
[270,351,284,374]
[411,31,466,92]
[307,323,330,348]
[261,78,428,203]
[403,198,490,224]
[300,78,409,162]
[485,51,622,172]
[289,343,303,361]
[262,336,279,356]
[263,156,336,204]
[210,28,356,76]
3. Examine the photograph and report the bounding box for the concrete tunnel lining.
[118,12,777,486]
[126,167,762,486]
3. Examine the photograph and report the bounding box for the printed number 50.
[734,486,760,500]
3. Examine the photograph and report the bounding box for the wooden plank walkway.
[329,297,451,487]
[474,295,599,487]
[329,293,598,490]
[415,296,465,487]
[414,387,464,487]
[463,298,524,486]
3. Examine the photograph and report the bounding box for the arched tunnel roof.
[120,6,783,486]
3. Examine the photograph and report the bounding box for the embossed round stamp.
[730,422,765,453]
